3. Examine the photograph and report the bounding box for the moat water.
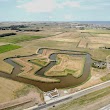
[0,48,91,91]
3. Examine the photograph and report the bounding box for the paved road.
[99,104,110,110]
[25,80,110,110]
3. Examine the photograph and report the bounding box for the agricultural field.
[0,77,42,104]
[0,44,21,53]
[0,35,46,43]
[78,29,110,34]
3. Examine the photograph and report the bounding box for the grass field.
[49,86,110,110]
[79,29,110,34]
[0,35,45,43]
[87,49,110,61]
[46,69,76,77]
[0,44,21,54]
[0,77,40,103]
[101,73,110,81]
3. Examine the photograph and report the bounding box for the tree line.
[0,33,16,37]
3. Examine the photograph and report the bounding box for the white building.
[44,88,59,102]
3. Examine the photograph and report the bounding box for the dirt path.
[77,33,90,48]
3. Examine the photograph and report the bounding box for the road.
[99,104,110,110]
[25,80,110,110]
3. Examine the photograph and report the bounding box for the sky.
[0,0,110,21]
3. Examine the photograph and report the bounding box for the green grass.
[101,73,110,81]
[84,49,110,61]
[29,58,48,67]
[49,86,110,110]
[65,69,76,75]
[0,35,45,43]
[56,57,62,65]
[0,44,21,54]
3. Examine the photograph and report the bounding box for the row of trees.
[0,25,27,30]
[18,29,41,32]
[0,33,16,37]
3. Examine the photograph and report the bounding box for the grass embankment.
[56,57,62,65]
[0,44,21,54]
[12,58,60,83]
[29,58,48,67]
[49,86,110,110]
[46,69,76,77]
[101,73,110,81]
[46,55,85,78]
[0,35,45,43]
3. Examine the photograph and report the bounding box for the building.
[44,88,59,102]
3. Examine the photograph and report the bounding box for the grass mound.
[29,58,48,67]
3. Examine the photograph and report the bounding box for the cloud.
[17,0,81,13]
[17,0,109,13]
[60,1,80,8]
[16,0,31,3]
[17,0,57,13]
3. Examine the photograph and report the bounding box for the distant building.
[75,26,85,30]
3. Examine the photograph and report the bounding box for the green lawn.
[0,44,21,54]
[0,35,45,43]
[101,73,110,81]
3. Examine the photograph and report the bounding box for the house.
[44,88,59,102]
